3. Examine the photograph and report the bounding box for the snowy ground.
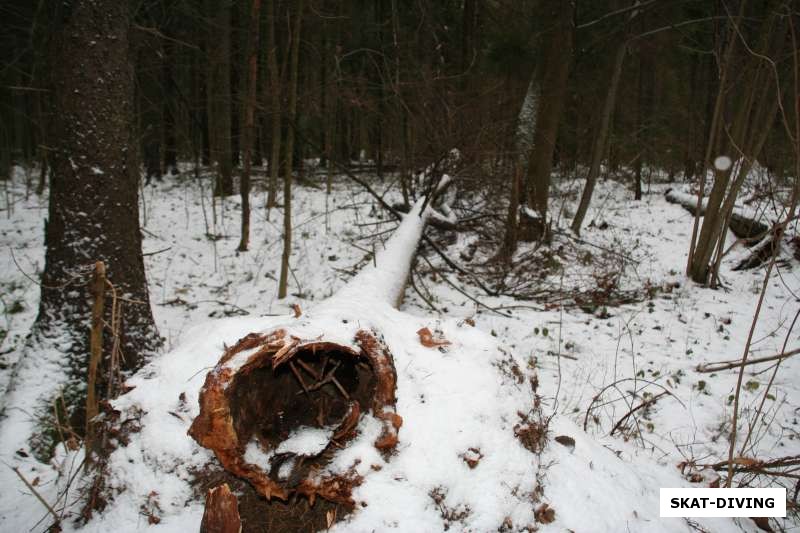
[0,166,797,532]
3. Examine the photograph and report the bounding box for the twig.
[583,377,684,431]
[609,391,668,436]
[142,246,172,257]
[85,261,105,470]
[697,347,800,373]
[12,467,60,523]
[295,359,321,381]
[288,361,310,395]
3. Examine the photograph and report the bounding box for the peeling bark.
[189,329,401,505]
[191,200,430,507]
[200,484,241,533]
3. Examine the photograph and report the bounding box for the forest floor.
[0,165,798,532]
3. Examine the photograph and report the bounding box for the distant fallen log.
[189,200,431,506]
[732,227,782,271]
[664,189,770,240]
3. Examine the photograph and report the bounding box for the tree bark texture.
[38,0,161,420]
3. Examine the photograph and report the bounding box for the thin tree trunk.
[207,0,234,197]
[686,0,745,275]
[266,0,281,208]
[689,7,786,283]
[238,0,262,252]
[571,41,627,235]
[278,0,304,299]
[523,0,574,242]
[162,36,178,176]
[634,49,644,201]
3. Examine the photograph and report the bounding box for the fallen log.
[189,199,431,506]
[664,188,770,240]
[732,226,783,271]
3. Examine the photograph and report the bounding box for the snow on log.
[732,227,782,270]
[664,188,770,240]
[188,201,430,505]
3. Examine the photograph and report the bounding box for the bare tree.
[265,0,281,209]
[278,0,304,299]
[688,4,789,284]
[207,0,234,197]
[238,0,262,252]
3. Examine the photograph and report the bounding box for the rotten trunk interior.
[190,200,430,526]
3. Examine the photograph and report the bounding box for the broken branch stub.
[200,484,241,533]
[188,328,401,505]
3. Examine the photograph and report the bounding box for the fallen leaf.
[460,447,483,468]
[535,503,555,524]
[417,327,450,348]
[554,435,575,451]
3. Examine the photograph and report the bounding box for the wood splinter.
[199,484,241,533]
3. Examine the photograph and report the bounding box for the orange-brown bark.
[189,328,400,505]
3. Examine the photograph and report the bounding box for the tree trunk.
[162,36,178,176]
[501,70,539,256]
[522,0,574,241]
[137,35,163,185]
[265,0,281,209]
[571,41,627,235]
[685,0,745,276]
[278,0,304,299]
[35,0,161,433]
[633,49,644,201]
[688,8,786,283]
[238,0,262,252]
[207,0,234,197]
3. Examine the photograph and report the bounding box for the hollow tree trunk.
[190,199,432,506]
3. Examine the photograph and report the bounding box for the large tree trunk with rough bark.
[34,0,161,433]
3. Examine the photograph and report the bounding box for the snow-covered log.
[732,227,782,270]
[664,188,770,240]
[188,201,430,505]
